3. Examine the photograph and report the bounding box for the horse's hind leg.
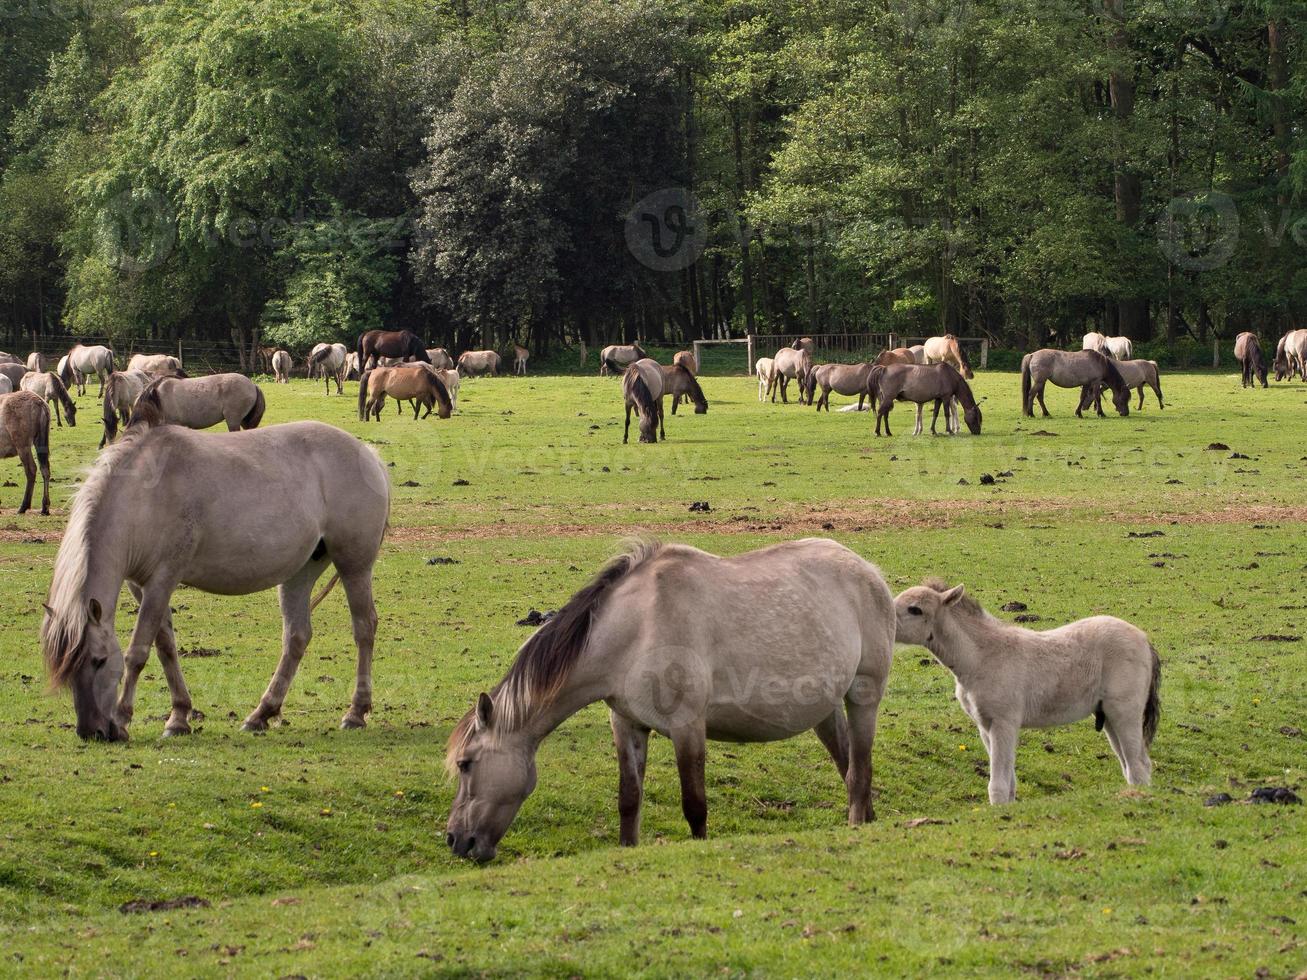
[814,710,850,780]
[338,566,378,729]
[1103,705,1151,785]
[244,562,325,731]
[671,723,708,839]
[16,447,36,514]
[623,403,632,443]
[610,710,650,846]
[845,680,885,823]
[1035,383,1050,417]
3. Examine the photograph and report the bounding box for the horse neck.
[952,377,976,408]
[927,612,990,683]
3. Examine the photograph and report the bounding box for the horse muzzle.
[78,718,127,742]
[446,830,496,863]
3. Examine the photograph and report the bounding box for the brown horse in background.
[358,330,430,372]
[358,365,452,421]
[622,359,665,443]
[0,391,51,514]
[874,348,917,367]
[659,364,708,415]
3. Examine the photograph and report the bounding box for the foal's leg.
[243,562,325,731]
[338,566,379,729]
[670,723,708,839]
[16,447,36,514]
[985,720,1019,803]
[1103,706,1152,785]
[114,580,176,733]
[814,710,850,780]
[610,710,650,846]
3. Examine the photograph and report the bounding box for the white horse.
[1104,336,1132,360]
[755,357,776,401]
[56,355,83,393]
[1081,332,1107,354]
[426,348,454,371]
[923,335,973,378]
[272,350,292,383]
[893,579,1159,803]
[61,345,115,397]
[41,419,390,741]
[305,342,347,393]
[127,353,186,378]
[27,352,48,373]
[19,371,77,428]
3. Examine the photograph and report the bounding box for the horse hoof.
[340,716,366,730]
[162,726,191,738]
[241,718,269,733]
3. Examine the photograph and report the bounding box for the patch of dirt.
[119,896,210,914]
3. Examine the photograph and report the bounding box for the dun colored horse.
[622,359,665,443]
[755,357,776,401]
[600,344,647,377]
[357,329,430,372]
[874,348,917,367]
[99,371,153,446]
[923,335,973,379]
[444,538,894,862]
[770,347,813,404]
[673,350,698,373]
[894,579,1159,802]
[41,418,389,740]
[1021,349,1130,418]
[513,344,529,375]
[126,375,266,433]
[27,352,48,373]
[1234,332,1268,388]
[458,350,501,377]
[0,391,51,515]
[811,363,877,412]
[19,371,77,428]
[127,354,186,378]
[1275,329,1307,381]
[358,365,452,421]
[874,363,982,436]
[659,364,708,415]
[271,351,292,383]
[427,348,454,371]
[1090,359,1164,412]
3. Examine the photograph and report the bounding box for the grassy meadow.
[0,365,1304,976]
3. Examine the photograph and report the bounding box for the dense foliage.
[0,0,1303,358]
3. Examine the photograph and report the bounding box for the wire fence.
[4,333,256,375]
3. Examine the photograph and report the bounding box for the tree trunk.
[731,112,756,337]
[1105,0,1149,341]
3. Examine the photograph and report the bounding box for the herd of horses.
[5,321,1305,867]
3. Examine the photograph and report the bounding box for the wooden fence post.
[746,334,755,374]
[980,339,989,370]
[1212,337,1219,368]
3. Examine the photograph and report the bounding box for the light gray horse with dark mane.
[445,538,895,862]
[600,343,647,377]
[811,363,877,412]
[1021,349,1130,418]
[125,375,266,434]
[41,418,390,741]
[622,358,665,443]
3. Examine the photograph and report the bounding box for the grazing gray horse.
[1090,359,1164,412]
[659,364,708,415]
[622,358,666,443]
[874,363,982,436]
[307,343,348,393]
[457,350,501,377]
[1234,332,1268,389]
[770,347,813,404]
[811,363,877,412]
[19,372,77,428]
[1021,349,1130,418]
[41,419,389,740]
[126,375,266,433]
[127,354,186,378]
[445,538,894,862]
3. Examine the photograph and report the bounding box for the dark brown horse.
[874,363,982,436]
[1234,333,1268,389]
[659,364,708,415]
[357,330,430,372]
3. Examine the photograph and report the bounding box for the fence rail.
[3,333,255,375]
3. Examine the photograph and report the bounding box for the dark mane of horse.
[674,364,707,406]
[425,368,451,410]
[125,377,168,431]
[49,372,76,416]
[952,335,973,370]
[921,577,988,618]
[445,542,663,772]
[1096,351,1127,392]
[623,365,657,417]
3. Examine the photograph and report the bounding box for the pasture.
[1,368,1304,976]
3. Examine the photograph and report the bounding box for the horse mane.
[623,365,656,416]
[425,368,451,411]
[126,377,168,430]
[1097,352,1127,392]
[674,364,706,405]
[42,424,152,687]
[445,541,663,773]
[921,577,988,618]
[46,372,75,415]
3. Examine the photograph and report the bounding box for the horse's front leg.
[125,582,193,736]
[930,399,942,435]
[671,723,708,839]
[610,710,650,846]
[115,581,175,733]
[985,720,1019,804]
[623,403,632,443]
[244,563,325,731]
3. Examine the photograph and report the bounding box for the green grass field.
[1,368,1304,977]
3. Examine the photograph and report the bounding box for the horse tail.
[310,573,340,612]
[1020,354,1032,415]
[34,404,50,469]
[624,366,656,427]
[603,357,621,376]
[357,369,372,420]
[241,385,266,430]
[1142,644,1161,747]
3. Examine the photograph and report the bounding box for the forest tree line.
[0,0,1303,362]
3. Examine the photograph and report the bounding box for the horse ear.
[88,598,103,624]
[941,585,966,606]
[42,603,55,618]
[476,692,494,729]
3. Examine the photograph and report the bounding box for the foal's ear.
[476,692,494,729]
[941,585,966,606]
